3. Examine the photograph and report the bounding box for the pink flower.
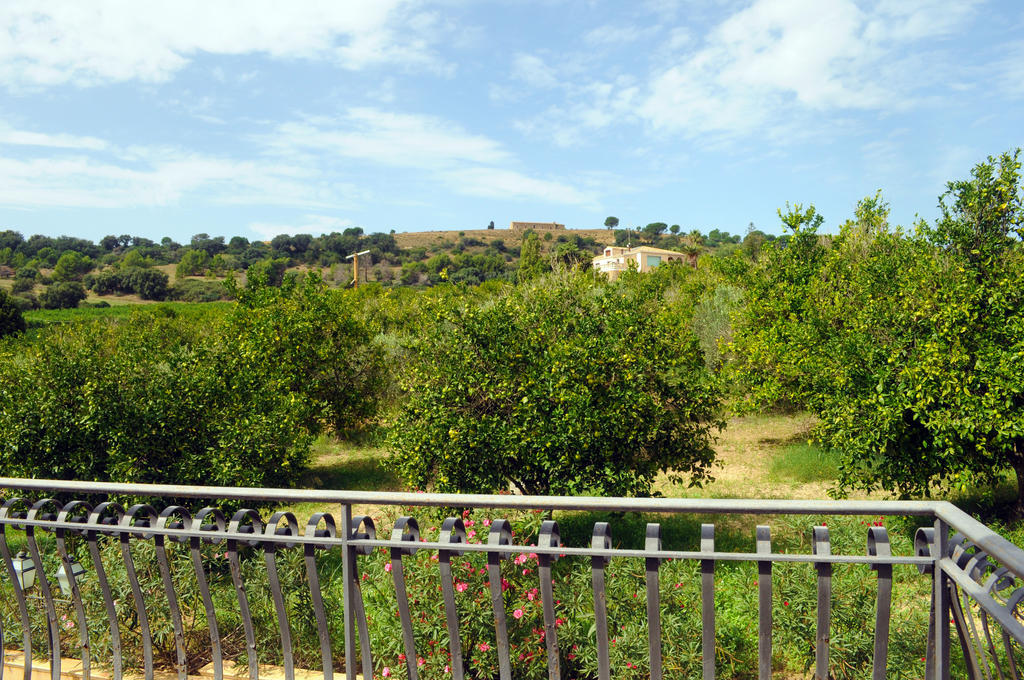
[462,509,471,518]
[398,654,406,662]
[501,578,510,591]
[444,665,451,674]
[384,563,392,573]
[465,520,475,527]
[514,554,528,565]
[555,618,565,627]
[467,530,476,538]
[455,582,468,593]
[522,568,531,575]
[417,658,425,668]
[513,608,524,619]
[482,519,491,527]
[382,668,391,678]
[477,642,490,652]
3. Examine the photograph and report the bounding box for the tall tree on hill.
[604,216,619,230]
[517,232,547,283]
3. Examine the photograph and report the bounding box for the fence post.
[341,502,356,680]
[933,519,950,680]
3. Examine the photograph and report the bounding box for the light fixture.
[56,561,85,596]
[11,551,35,590]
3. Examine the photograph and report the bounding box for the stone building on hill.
[510,221,565,232]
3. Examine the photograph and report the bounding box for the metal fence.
[0,478,1022,680]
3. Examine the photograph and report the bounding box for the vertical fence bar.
[934,519,951,680]
[645,523,663,680]
[591,522,612,680]
[228,510,263,680]
[812,526,831,680]
[25,501,60,680]
[0,500,33,680]
[155,507,190,680]
[390,517,421,680]
[917,527,938,679]
[486,520,513,680]
[56,502,92,680]
[701,524,716,680]
[340,503,356,680]
[538,520,562,680]
[121,505,158,680]
[304,513,337,680]
[439,518,467,680]
[349,516,376,678]
[88,503,124,680]
[756,525,772,680]
[264,511,298,680]
[867,526,892,680]
[192,509,227,680]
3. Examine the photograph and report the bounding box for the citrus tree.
[734,150,1024,514]
[388,271,723,497]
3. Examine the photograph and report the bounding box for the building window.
[647,255,662,268]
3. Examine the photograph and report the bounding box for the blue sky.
[0,0,1021,243]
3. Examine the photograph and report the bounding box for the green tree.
[245,257,289,287]
[0,288,25,339]
[120,249,154,269]
[517,232,547,283]
[643,222,668,240]
[734,151,1024,514]
[0,311,311,488]
[604,216,619,230]
[124,268,169,300]
[176,248,210,279]
[225,272,386,436]
[39,281,86,309]
[388,272,723,496]
[52,251,94,281]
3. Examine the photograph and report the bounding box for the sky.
[0,0,1021,244]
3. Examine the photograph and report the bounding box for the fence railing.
[0,478,1022,680]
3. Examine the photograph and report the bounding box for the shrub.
[388,272,723,497]
[0,288,25,338]
[39,281,86,309]
[0,311,312,488]
[168,279,231,302]
[123,267,169,300]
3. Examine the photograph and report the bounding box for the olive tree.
[388,271,723,497]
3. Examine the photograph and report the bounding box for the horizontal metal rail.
[0,478,1020,680]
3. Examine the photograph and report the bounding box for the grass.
[768,443,840,483]
[23,300,235,327]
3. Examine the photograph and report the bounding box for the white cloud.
[0,143,341,210]
[248,214,356,239]
[636,0,981,140]
[267,108,596,206]
[583,24,659,47]
[510,54,560,89]
[440,167,597,207]
[0,125,108,150]
[272,108,512,169]
[0,0,446,89]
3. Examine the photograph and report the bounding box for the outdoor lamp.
[56,561,85,596]
[11,551,35,590]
